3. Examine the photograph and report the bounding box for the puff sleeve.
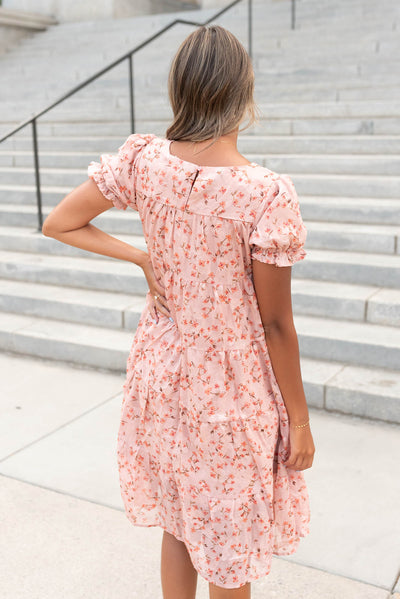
[87,133,156,210]
[249,173,308,267]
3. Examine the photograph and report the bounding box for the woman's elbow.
[41,220,55,237]
[41,214,61,238]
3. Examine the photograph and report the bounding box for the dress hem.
[121,508,310,589]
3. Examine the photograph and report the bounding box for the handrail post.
[32,118,43,231]
[248,0,252,60]
[128,54,135,134]
[291,0,296,30]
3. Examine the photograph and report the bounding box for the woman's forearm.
[263,321,309,425]
[43,223,149,268]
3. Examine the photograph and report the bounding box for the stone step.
[2,101,399,137]
[292,279,400,327]
[3,185,398,228]
[4,99,400,125]
[0,242,399,299]
[294,12,400,27]
[291,172,400,199]
[0,167,86,187]
[2,114,400,138]
[0,309,399,422]
[15,21,397,57]
[5,55,400,82]
[0,225,147,256]
[1,66,399,101]
[17,12,398,49]
[7,41,395,88]
[256,47,400,68]
[10,9,204,42]
[0,279,146,330]
[295,314,400,371]
[290,117,400,136]
[3,90,400,124]
[300,197,400,225]
[0,249,148,294]
[1,274,398,329]
[6,37,398,68]
[292,7,399,28]
[0,7,57,32]
[2,151,400,175]
[3,85,400,122]
[0,309,134,372]
[4,134,400,155]
[261,154,400,176]
[338,86,400,102]
[2,75,398,108]
[0,186,71,210]
[4,40,400,65]
[72,69,400,92]
[0,167,400,209]
[295,248,400,289]
[304,221,400,254]
[0,204,144,235]
[1,212,399,256]
[300,357,400,424]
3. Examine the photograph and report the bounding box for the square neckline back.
[162,137,259,171]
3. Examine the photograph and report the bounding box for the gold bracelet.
[291,419,310,429]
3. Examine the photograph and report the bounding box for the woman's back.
[88,133,307,345]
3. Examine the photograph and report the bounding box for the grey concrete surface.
[0,352,399,598]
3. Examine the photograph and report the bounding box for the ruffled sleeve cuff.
[249,174,308,267]
[87,133,156,211]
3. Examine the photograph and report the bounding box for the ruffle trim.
[249,173,308,267]
[88,160,128,210]
[251,242,307,267]
[87,133,157,210]
[118,448,310,589]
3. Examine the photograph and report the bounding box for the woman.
[42,24,315,599]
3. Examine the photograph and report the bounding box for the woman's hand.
[140,254,172,323]
[283,425,315,471]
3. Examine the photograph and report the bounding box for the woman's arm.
[42,178,171,320]
[42,179,148,267]
[252,258,314,470]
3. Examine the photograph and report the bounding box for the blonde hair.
[166,24,260,151]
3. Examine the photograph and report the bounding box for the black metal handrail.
[0,0,295,230]
[291,0,296,30]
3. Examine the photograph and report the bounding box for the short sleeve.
[87,133,156,210]
[249,174,307,266]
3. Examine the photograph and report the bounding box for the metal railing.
[291,0,296,30]
[0,0,296,230]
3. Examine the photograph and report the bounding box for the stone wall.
[0,7,57,56]
[1,0,224,22]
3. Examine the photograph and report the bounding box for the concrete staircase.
[0,0,399,425]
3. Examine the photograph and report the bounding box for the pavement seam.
[276,555,392,591]
[390,566,400,594]
[0,388,122,463]
[0,472,125,512]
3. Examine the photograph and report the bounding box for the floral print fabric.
[88,134,310,589]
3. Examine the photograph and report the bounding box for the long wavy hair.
[166,24,260,153]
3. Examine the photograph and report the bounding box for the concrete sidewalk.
[0,351,399,599]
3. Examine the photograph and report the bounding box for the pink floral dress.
[88,133,310,589]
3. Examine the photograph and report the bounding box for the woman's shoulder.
[249,163,288,183]
[122,132,158,151]
[249,166,299,199]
